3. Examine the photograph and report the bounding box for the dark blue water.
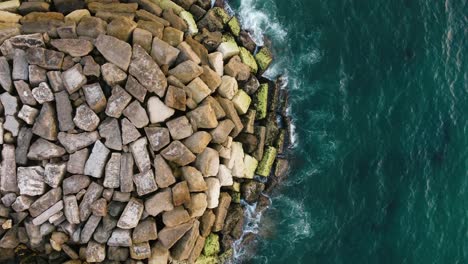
[228,0,468,263]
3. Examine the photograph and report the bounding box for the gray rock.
[117,198,144,229]
[84,140,110,178]
[133,169,158,196]
[57,22,77,39]
[151,37,180,66]
[83,83,107,113]
[50,38,94,57]
[80,214,102,243]
[12,195,34,212]
[58,131,99,153]
[14,128,31,165]
[29,187,62,217]
[129,44,167,97]
[132,218,157,243]
[107,246,129,261]
[86,240,106,263]
[133,27,152,53]
[1,193,17,207]
[99,118,122,151]
[17,166,45,196]
[4,115,20,136]
[77,16,107,39]
[93,215,117,244]
[121,117,141,145]
[104,153,121,189]
[79,182,104,222]
[123,100,149,128]
[130,242,151,260]
[32,102,58,140]
[161,141,196,166]
[95,34,132,71]
[12,49,28,81]
[112,191,131,202]
[145,188,173,217]
[32,200,63,225]
[32,82,54,104]
[158,221,193,249]
[125,75,147,102]
[54,91,74,131]
[0,56,12,92]
[27,138,66,160]
[73,104,100,132]
[120,153,134,193]
[14,80,37,106]
[82,56,101,78]
[167,116,193,140]
[44,162,66,188]
[28,65,47,87]
[0,92,18,116]
[130,137,151,173]
[47,71,65,92]
[105,85,132,118]
[67,148,89,174]
[181,166,207,192]
[63,195,80,224]
[26,47,64,70]
[108,228,132,247]
[63,175,91,195]
[102,62,127,86]
[154,154,176,188]
[17,105,39,125]
[62,63,86,94]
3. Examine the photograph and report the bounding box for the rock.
[177,41,201,64]
[107,17,137,41]
[3,115,19,136]
[119,153,134,193]
[44,162,66,188]
[211,119,235,144]
[95,34,131,71]
[106,85,132,118]
[203,233,220,256]
[217,164,233,186]
[0,92,18,115]
[130,45,167,97]
[186,193,207,218]
[149,242,170,263]
[129,137,151,173]
[167,116,193,140]
[256,146,277,177]
[218,75,238,99]
[1,193,16,207]
[134,169,158,196]
[76,16,106,38]
[63,175,91,195]
[163,207,191,227]
[162,8,187,30]
[130,242,151,260]
[205,178,220,209]
[15,127,33,165]
[123,100,149,128]
[0,57,12,92]
[158,221,193,249]
[32,200,63,225]
[133,28,152,53]
[93,215,117,244]
[47,71,65,93]
[58,131,99,153]
[107,246,128,262]
[108,228,132,247]
[182,131,212,154]
[79,182,104,221]
[55,91,74,131]
[14,80,36,106]
[26,47,64,70]
[80,214,102,243]
[241,181,264,204]
[17,166,45,196]
[161,141,196,166]
[199,65,221,91]
[29,187,62,217]
[137,20,164,38]
[50,39,93,57]
[168,60,203,84]
[73,104,100,132]
[84,140,110,178]
[113,191,131,203]
[151,37,180,66]
[62,63,86,94]
[133,218,157,243]
[12,196,33,212]
[154,154,176,188]
[217,96,243,137]
[143,127,170,152]
[83,83,107,113]
[57,22,77,39]
[50,231,69,251]
[90,198,107,217]
[231,90,252,115]
[82,56,100,78]
[12,49,28,81]
[224,141,245,177]
[104,153,121,189]
[121,118,141,145]
[195,148,220,177]
[27,138,66,160]
[101,62,127,86]
[99,118,122,151]
[67,148,88,175]
[217,41,239,60]
[255,46,273,73]
[172,220,200,261]
[146,96,175,124]
[212,192,231,232]
[242,109,256,134]
[63,195,80,224]
[188,235,205,262]
[224,55,251,81]
[187,104,218,130]
[186,77,211,104]
[125,75,146,102]
[145,188,173,216]
[172,181,191,207]
[163,27,184,47]
[86,241,106,263]
[117,198,144,229]
[32,82,54,104]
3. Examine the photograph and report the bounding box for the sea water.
[227,0,467,263]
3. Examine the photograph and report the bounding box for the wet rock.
[241,181,265,204]
[14,80,37,106]
[168,60,203,84]
[84,140,110,178]
[17,166,45,196]
[50,38,93,57]
[123,100,149,128]
[108,228,132,246]
[80,214,102,243]
[29,187,62,217]
[134,169,158,196]
[63,175,90,195]
[54,90,74,131]
[26,47,64,70]
[73,104,100,132]
[167,116,193,140]
[58,131,99,153]
[125,75,146,103]
[147,96,175,124]
[62,63,86,94]
[106,85,132,118]
[99,118,122,151]
[103,153,121,189]
[121,117,141,145]
[101,62,127,86]
[83,83,107,113]
[79,182,104,222]
[161,141,196,166]
[27,138,66,160]
[130,44,167,97]
[63,195,80,224]
[145,188,173,216]
[117,198,143,229]
[158,221,193,249]
[183,131,212,154]
[120,153,134,193]
[86,240,106,263]
[133,28,152,53]
[95,34,132,71]
[205,177,220,209]
[133,218,157,243]
[187,104,218,130]
[151,37,180,66]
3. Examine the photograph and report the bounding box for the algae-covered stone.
[203,233,220,256]
[155,0,185,14]
[231,90,251,115]
[239,47,258,74]
[255,83,268,120]
[255,46,273,73]
[180,10,198,35]
[227,16,240,37]
[256,146,277,177]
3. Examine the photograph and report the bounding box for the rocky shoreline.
[0,0,290,263]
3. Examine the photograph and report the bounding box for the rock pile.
[0,0,288,263]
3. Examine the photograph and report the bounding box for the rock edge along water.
[0,0,290,263]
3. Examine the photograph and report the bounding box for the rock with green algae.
[239,47,258,74]
[180,10,198,35]
[203,233,220,256]
[212,7,231,25]
[154,0,184,14]
[256,146,277,177]
[255,46,273,73]
[255,83,268,120]
[230,191,241,203]
[228,16,241,37]
[195,255,219,264]
[222,33,236,43]
[231,89,251,115]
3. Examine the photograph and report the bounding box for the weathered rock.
[101,62,127,86]
[217,164,233,186]
[12,195,33,212]
[123,100,149,128]
[163,206,191,227]
[218,75,238,100]
[12,49,27,81]
[217,96,243,137]
[108,228,132,247]
[104,153,121,189]
[211,119,235,144]
[83,83,107,113]
[121,117,140,145]
[32,200,63,225]
[107,17,137,41]
[29,187,62,217]
[44,162,66,188]
[63,195,80,224]
[66,149,88,175]
[161,141,196,166]
[82,56,100,78]
[77,17,106,38]
[130,44,167,97]
[84,140,110,178]
[27,138,66,160]
[241,180,265,204]
[232,89,252,115]
[54,91,74,131]
[80,214,102,243]
[181,166,207,192]
[205,177,220,209]
[186,77,211,104]
[0,57,12,92]
[32,82,54,104]
[151,37,180,66]
[86,241,106,263]
[125,75,146,103]
[93,215,117,244]
[0,144,17,193]
[29,65,47,89]
[195,148,220,177]
[99,118,122,151]
[177,41,201,64]
[256,146,277,177]
[164,85,186,111]
[217,41,239,60]
[137,20,164,38]
[212,192,231,232]
[13,127,32,166]
[152,155,174,189]
[172,220,200,261]
[225,55,250,81]
[132,218,157,243]
[0,92,18,116]
[158,221,193,249]
[50,38,93,57]
[107,246,129,262]
[90,198,107,217]
[58,131,99,153]
[106,85,132,118]
[187,104,218,130]
[172,181,191,207]
[168,60,203,84]
[182,131,212,154]
[117,198,143,229]
[147,96,175,124]
[62,63,86,94]
[95,34,132,71]
[145,188,173,216]
[1,193,16,207]
[17,166,45,196]
[167,116,193,140]
[120,153,134,193]
[57,22,77,39]
[63,175,91,195]
[133,169,158,196]
[14,80,36,106]
[130,241,152,260]
[73,104,100,132]
[133,28,152,53]
[26,47,64,70]
[129,137,151,173]
[79,182,104,222]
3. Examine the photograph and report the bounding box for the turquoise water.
[228,0,467,263]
